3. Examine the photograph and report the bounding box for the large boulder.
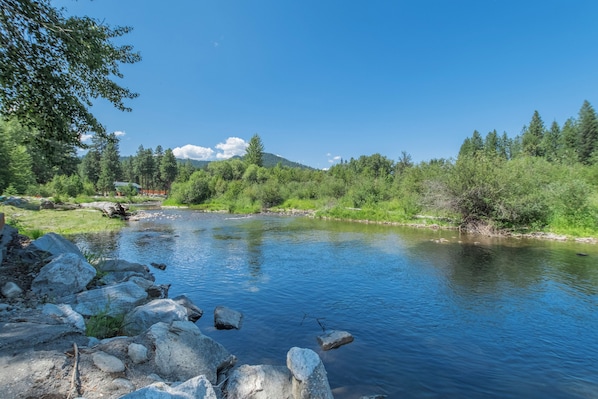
[121,375,217,399]
[31,232,85,259]
[122,299,188,336]
[63,281,148,317]
[226,364,293,399]
[98,259,152,275]
[42,303,86,332]
[0,224,17,266]
[31,253,96,298]
[148,321,236,384]
[287,347,333,399]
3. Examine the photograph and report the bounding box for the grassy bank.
[1,201,125,238]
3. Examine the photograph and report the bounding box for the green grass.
[1,203,125,236]
[85,311,125,339]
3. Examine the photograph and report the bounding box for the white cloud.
[215,137,248,159]
[80,133,93,143]
[327,155,342,164]
[173,144,215,160]
[113,130,126,137]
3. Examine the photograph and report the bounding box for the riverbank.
[0,225,347,398]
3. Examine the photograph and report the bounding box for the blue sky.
[59,0,598,169]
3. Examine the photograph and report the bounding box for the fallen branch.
[67,342,81,399]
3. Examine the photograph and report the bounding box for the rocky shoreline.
[0,223,367,399]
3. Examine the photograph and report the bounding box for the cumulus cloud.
[113,130,126,137]
[215,137,248,159]
[80,133,93,143]
[173,144,215,160]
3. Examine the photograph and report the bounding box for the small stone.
[317,330,354,350]
[92,351,125,373]
[1,282,23,298]
[128,343,148,364]
[214,306,243,330]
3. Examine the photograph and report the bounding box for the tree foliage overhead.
[0,0,140,149]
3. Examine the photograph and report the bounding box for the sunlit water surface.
[74,210,598,399]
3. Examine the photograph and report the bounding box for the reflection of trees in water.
[73,231,120,257]
[413,239,598,297]
[246,226,264,278]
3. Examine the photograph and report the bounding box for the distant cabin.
[114,182,142,195]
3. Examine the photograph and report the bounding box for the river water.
[73,210,598,398]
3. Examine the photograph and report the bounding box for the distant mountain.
[176,153,313,169]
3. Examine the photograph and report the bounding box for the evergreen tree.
[154,145,164,189]
[245,134,264,167]
[521,110,545,157]
[577,100,598,164]
[542,121,561,162]
[97,134,122,195]
[484,130,499,156]
[160,149,178,191]
[559,117,579,164]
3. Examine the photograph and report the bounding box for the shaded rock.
[150,262,167,270]
[100,271,154,286]
[148,320,236,384]
[92,350,125,373]
[128,343,149,364]
[287,347,333,399]
[42,303,86,332]
[214,305,243,330]
[2,281,23,298]
[317,330,354,351]
[146,283,170,298]
[172,294,203,322]
[121,375,217,399]
[31,232,84,259]
[226,364,293,399]
[40,199,55,209]
[31,253,96,298]
[123,299,188,336]
[98,258,151,275]
[0,224,18,265]
[0,319,83,351]
[64,281,148,317]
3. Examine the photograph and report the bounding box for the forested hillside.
[2,101,598,237]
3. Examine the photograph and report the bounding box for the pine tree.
[542,121,561,162]
[160,149,178,191]
[521,110,545,157]
[577,100,598,164]
[245,134,264,167]
[97,134,122,195]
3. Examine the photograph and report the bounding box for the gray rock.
[2,282,23,298]
[317,330,354,351]
[92,350,125,373]
[148,321,236,384]
[0,224,18,265]
[100,271,153,286]
[172,294,203,322]
[128,343,149,364]
[226,364,293,399]
[98,259,151,275]
[123,299,188,336]
[31,253,97,298]
[65,281,148,317]
[121,375,217,399]
[146,283,170,298]
[214,305,243,330]
[31,232,85,259]
[42,303,86,332]
[287,347,333,399]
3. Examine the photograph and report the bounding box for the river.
[73,210,598,398]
